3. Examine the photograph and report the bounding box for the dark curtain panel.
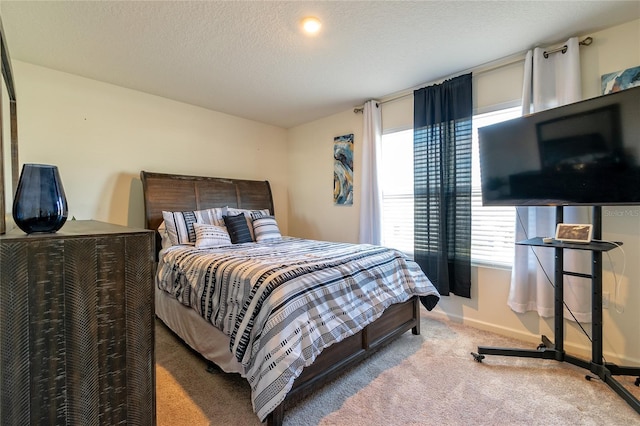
[413,73,472,298]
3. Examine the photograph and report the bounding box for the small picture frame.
[555,223,593,244]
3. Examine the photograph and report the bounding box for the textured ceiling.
[1,1,639,128]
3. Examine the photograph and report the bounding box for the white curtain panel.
[509,37,592,322]
[358,100,383,245]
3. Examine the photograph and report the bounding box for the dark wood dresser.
[0,220,155,425]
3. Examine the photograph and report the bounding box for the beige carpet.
[155,311,640,425]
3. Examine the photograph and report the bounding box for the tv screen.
[478,86,640,206]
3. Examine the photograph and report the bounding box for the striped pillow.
[252,216,282,242]
[162,207,226,246]
[223,213,253,244]
[193,223,231,248]
[226,208,270,219]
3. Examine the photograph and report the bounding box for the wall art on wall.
[333,133,354,205]
[601,65,640,94]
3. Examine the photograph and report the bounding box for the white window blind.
[380,107,520,267]
[470,108,520,266]
[380,129,414,256]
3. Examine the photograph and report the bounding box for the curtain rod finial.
[580,36,593,46]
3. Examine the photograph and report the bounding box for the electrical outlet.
[603,291,610,309]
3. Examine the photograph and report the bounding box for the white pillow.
[162,207,227,246]
[226,208,270,241]
[252,216,282,242]
[157,220,173,250]
[193,223,232,248]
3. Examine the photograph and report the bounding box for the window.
[380,107,520,267]
[380,129,414,255]
[470,108,520,266]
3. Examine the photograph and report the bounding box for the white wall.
[288,19,640,365]
[10,62,290,233]
[287,109,362,242]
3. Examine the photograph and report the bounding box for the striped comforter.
[156,237,440,421]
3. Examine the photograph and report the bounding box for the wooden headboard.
[140,171,274,254]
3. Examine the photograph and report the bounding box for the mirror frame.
[0,16,17,235]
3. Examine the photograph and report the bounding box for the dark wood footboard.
[266,296,421,426]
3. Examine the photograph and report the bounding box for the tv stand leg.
[605,372,640,414]
[474,335,559,361]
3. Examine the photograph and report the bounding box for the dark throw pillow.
[223,213,253,244]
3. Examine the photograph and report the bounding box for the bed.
[141,170,440,425]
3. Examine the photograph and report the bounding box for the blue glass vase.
[12,164,68,234]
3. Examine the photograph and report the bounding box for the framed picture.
[601,65,640,94]
[333,133,353,205]
[555,223,593,244]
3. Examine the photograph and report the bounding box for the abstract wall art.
[333,133,354,205]
[601,65,640,94]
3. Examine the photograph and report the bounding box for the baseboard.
[425,310,640,367]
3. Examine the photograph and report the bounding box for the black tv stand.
[472,206,640,414]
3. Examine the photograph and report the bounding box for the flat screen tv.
[478,85,640,206]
